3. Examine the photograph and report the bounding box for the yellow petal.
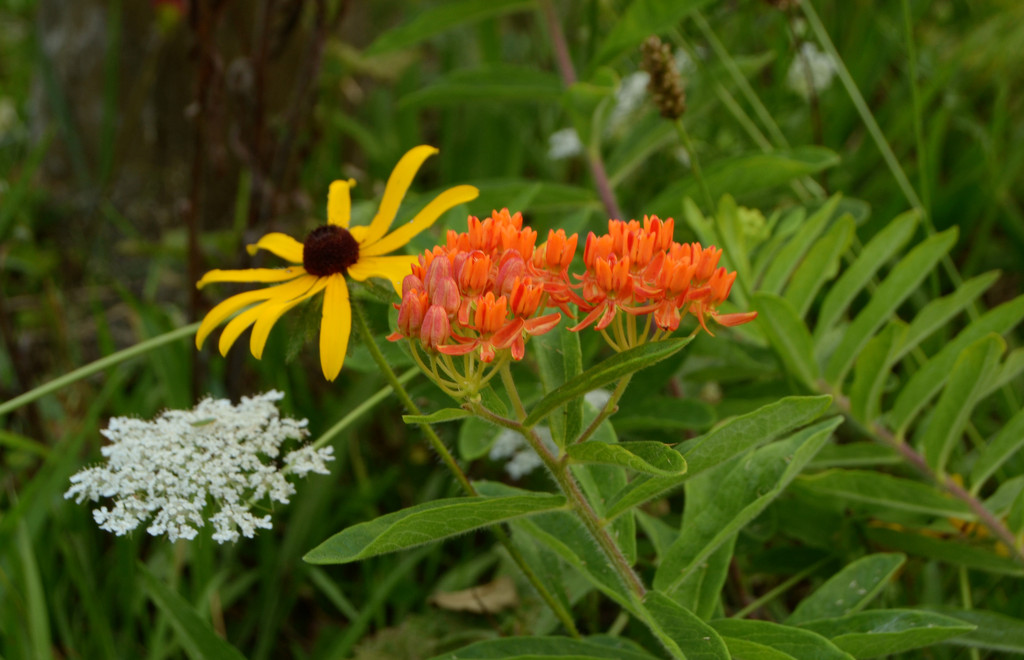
[197,288,278,349]
[359,145,438,247]
[347,255,416,294]
[245,232,305,263]
[249,277,329,359]
[201,274,317,353]
[319,274,351,381]
[328,179,356,228]
[361,184,479,257]
[196,267,305,289]
[218,304,267,357]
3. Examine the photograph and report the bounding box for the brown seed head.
[641,36,686,120]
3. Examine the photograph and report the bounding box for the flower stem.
[500,362,528,421]
[350,300,580,636]
[574,374,632,445]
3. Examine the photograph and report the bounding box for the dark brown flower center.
[303,225,359,277]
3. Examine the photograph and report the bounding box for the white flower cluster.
[786,42,837,99]
[65,391,333,543]
[489,426,555,480]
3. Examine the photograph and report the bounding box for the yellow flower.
[195,145,478,381]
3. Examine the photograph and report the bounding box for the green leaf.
[429,635,659,660]
[523,337,692,427]
[890,294,1024,433]
[753,292,820,390]
[712,619,850,660]
[824,228,958,385]
[591,0,716,67]
[683,395,833,478]
[760,195,842,295]
[934,608,1024,654]
[365,0,534,54]
[568,441,686,476]
[472,179,599,213]
[784,214,856,317]
[808,442,901,470]
[918,334,1004,473]
[890,271,1000,364]
[979,346,1024,400]
[655,417,841,593]
[138,563,247,660]
[787,553,906,625]
[604,395,832,520]
[458,415,502,460]
[971,406,1024,491]
[614,396,715,432]
[799,609,974,658]
[794,470,973,519]
[643,591,731,660]
[399,65,561,108]
[864,526,1024,576]
[814,210,919,342]
[303,494,566,564]
[849,323,906,423]
[674,539,735,620]
[650,148,840,217]
[403,408,471,424]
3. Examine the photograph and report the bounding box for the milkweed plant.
[22,7,1019,659]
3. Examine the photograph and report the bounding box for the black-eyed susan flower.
[195,145,478,381]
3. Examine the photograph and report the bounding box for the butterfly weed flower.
[195,145,479,381]
[570,217,757,351]
[64,391,333,544]
[388,210,573,398]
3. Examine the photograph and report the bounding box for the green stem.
[673,118,715,211]
[574,374,631,445]
[500,362,528,421]
[349,300,580,637]
[901,0,930,216]
[470,402,647,599]
[0,322,201,418]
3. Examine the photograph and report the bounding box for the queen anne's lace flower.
[65,391,333,543]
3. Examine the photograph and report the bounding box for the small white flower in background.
[786,42,837,100]
[547,127,583,161]
[489,426,557,480]
[65,391,333,544]
[609,71,651,129]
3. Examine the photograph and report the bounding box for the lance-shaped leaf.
[849,323,906,423]
[825,228,958,386]
[934,609,1024,655]
[655,417,841,593]
[795,470,973,519]
[864,526,1024,576]
[890,294,1024,433]
[399,65,562,108]
[760,194,842,296]
[139,563,248,660]
[403,408,471,424]
[304,494,566,564]
[799,610,975,659]
[814,210,918,343]
[712,619,849,660]
[523,337,692,428]
[567,441,686,476]
[971,406,1024,491]
[787,553,906,625]
[918,333,1005,473]
[643,591,730,660]
[428,635,660,660]
[366,0,533,55]
[753,292,820,390]
[604,395,832,520]
[785,214,856,318]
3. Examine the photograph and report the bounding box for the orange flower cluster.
[571,217,757,336]
[387,209,573,363]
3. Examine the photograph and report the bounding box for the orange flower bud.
[420,305,451,350]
